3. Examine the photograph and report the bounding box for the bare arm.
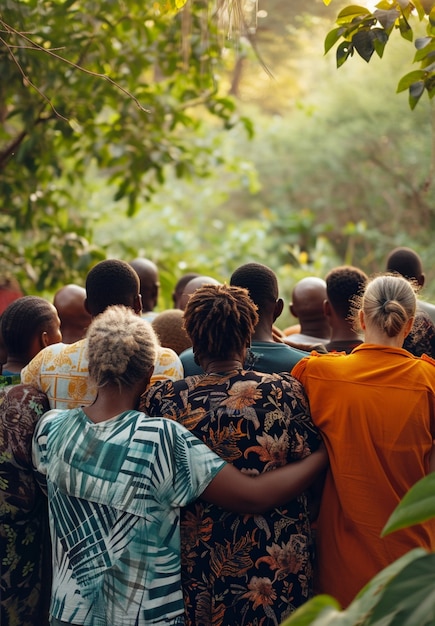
[201,444,328,514]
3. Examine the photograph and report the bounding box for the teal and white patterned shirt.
[32,408,226,626]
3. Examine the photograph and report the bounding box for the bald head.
[178,275,220,311]
[291,277,327,321]
[53,284,92,343]
[129,258,160,313]
[172,272,200,309]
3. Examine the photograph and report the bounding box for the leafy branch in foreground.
[323,1,435,109]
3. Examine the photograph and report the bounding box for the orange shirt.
[292,344,435,607]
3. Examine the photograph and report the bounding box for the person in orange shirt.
[292,273,435,608]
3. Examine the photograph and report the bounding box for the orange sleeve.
[291,356,310,382]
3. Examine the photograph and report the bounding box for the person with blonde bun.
[292,273,435,608]
[33,305,327,626]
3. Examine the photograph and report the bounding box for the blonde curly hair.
[86,305,158,390]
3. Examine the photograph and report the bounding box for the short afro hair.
[86,305,158,390]
[85,259,140,316]
[385,247,423,282]
[230,262,278,310]
[326,266,368,320]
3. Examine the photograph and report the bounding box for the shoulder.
[156,345,180,366]
[135,413,196,444]
[291,350,345,377]
[2,384,49,413]
[421,354,435,368]
[152,345,183,383]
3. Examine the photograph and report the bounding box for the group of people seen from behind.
[1,245,435,626]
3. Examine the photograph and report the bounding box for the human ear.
[403,317,414,338]
[134,295,142,315]
[41,331,50,348]
[273,298,284,321]
[359,309,366,330]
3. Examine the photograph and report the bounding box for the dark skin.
[2,306,62,374]
[129,259,160,314]
[86,364,328,514]
[288,277,330,344]
[324,298,362,345]
[253,298,284,343]
[53,284,92,344]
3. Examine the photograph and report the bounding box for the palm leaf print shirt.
[32,408,226,626]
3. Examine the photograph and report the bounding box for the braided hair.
[1,296,59,358]
[183,284,258,363]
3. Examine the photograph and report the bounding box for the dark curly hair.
[326,265,368,320]
[183,284,258,363]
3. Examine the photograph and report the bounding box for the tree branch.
[0,19,150,117]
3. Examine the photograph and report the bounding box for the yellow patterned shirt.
[21,339,183,409]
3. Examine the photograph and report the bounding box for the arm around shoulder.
[201,444,329,514]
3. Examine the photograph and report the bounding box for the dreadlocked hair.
[183,284,258,362]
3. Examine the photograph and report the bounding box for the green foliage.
[0,0,250,290]
[323,1,435,108]
[382,472,435,534]
[279,549,435,625]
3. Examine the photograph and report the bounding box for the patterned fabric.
[404,309,435,357]
[21,339,183,409]
[0,384,51,626]
[292,345,435,607]
[143,369,321,626]
[32,408,226,626]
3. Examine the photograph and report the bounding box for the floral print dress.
[143,369,322,626]
[0,383,51,626]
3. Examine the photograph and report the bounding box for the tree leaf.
[372,28,389,58]
[415,36,433,50]
[382,473,435,535]
[337,5,372,25]
[366,552,435,626]
[337,41,353,67]
[399,15,414,41]
[324,27,346,54]
[353,29,375,62]
[374,8,400,31]
[279,595,342,626]
[396,69,426,92]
